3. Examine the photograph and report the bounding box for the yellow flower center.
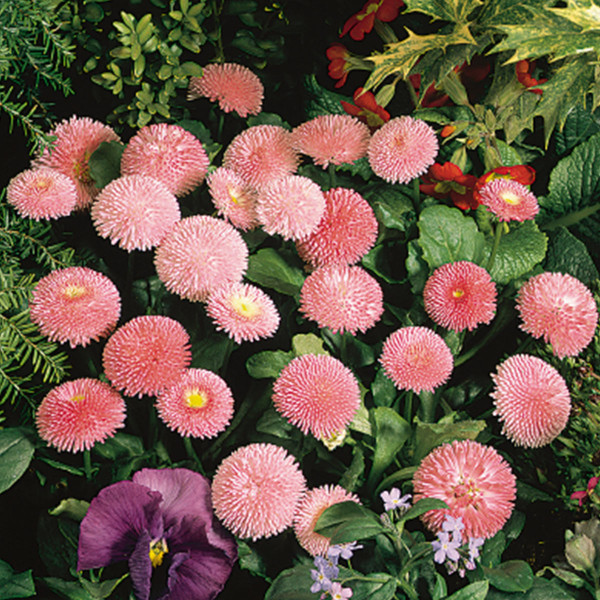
[63,284,86,299]
[452,288,465,299]
[35,178,51,192]
[186,388,208,408]
[231,294,260,318]
[149,538,168,568]
[500,191,521,205]
[227,185,240,205]
[70,395,85,402]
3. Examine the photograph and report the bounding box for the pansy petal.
[78,481,161,570]
[128,530,153,600]
[164,548,236,600]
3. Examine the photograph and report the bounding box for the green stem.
[404,390,413,424]
[540,202,600,231]
[83,449,92,481]
[183,436,204,473]
[373,20,399,44]
[486,221,504,273]
[328,163,337,190]
[412,177,420,214]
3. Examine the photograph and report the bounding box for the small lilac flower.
[468,537,484,561]
[78,468,237,600]
[314,555,339,578]
[380,488,412,512]
[442,515,465,535]
[432,531,461,564]
[328,541,363,561]
[310,567,333,593]
[329,581,353,600]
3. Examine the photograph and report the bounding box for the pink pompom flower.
[206,167,259,230]
[491,354,571,448]
[300,264,384,335]
[6,167,78,220]
[154,215,249,302]
[293,484,360,556]
[33,115,121,209]
[206,282,280,344]
[367,116,438,184]
[291,114,370,169]
[516,271,598,359]
[188,62,264,117]
[256,175,326,241]
[223,124,300,189]
[272,353,361,440]
[120,123,209,197]
[478,178,539,222]
[91,175,180,251]
[212,443,306,540]
[36,378,126,452]
[156,368,234,438]
[296,187,378,268]
[413,439,516,540]
[379,326,453,394]
[102,315,191,398]
[29,267,121,348]
[423,261,497,332]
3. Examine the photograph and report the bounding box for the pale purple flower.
[78,468,237,600]
[314,554,339,573]
[330,581,353,599]
[380,488,412,512]
[468,537,484,562]
[310,567,333,593]
[432,531,461,564]
[328,541,363,561]
[442,515,465,542]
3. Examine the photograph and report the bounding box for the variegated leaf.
[404,0,482,22]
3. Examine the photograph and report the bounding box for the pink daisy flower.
[206,167,259,231]
[155,368,234,438]
[102,315,191,398]
[206,282,280,344]
[36,378,126,453]
[33,116,121,210]
[256,175,326,241]
[300,264,384,335]
[291,114,370,169]
[379,327,453,394]
[188,62,264,117]
[296,187,378,268]
[211,443,306,540]
[479,178,539,222]
[6,167,77,220]
[516,272,598,359]
[29,267,121,348]
[272,353,361,439]
[423,261,497,332]
[120,123,209,197]
[293,484,360,556]
[91,175,180,251]
[367,116,438,184]
[154,215,249,302]
[413,439,516,540]
[222,125,300,189]
[491,354,571,447]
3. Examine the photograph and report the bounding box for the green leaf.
[553,104,600,157]
[405,0,482,22]
[485,221,548,284]
[314,501,386,544]
[0,560,35,599]
[48,498,90,522]
[479,0,555,26]
[372,368,398,408]
[246,248,305,295]
[41,578,94,600]
[237,540,269,580]
[303,73,346,118]
[417,205,486,268]
[486,576,575,600]
[264,565,316,600]
[80,575,128,599]
[291,333,328,357]
[88,141,125,189]
[0,428,34,494]
[445,581,489,600]
[192,334,233,371]
[539,133,600,249]
[246,350,293,379]
[545,227,600,286]
[366,184,414,232]
[369,408,411,487]
[483,560,534,593]
[413,419,486,462]
[92,432,144,460]
[400,497,449,522]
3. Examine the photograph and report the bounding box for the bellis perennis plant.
[3,3,600,599]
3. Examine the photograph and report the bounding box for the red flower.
[327,44,353,88]
[341,88,390,130]
[472,165,536,206]
[571,476,600,507]
[409,74,451,108]
[420,162,478,210]
[515,60,547,95]
[340,0,404,41]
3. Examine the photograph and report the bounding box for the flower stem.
[328,163,337,190]
[486,221,503,273]
[404,390,413,423]
[541,202,600,231]
[183,436,204,473]
[83,449,92,481]
[412,177,421,214]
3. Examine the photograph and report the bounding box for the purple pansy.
[77,468,237,600]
